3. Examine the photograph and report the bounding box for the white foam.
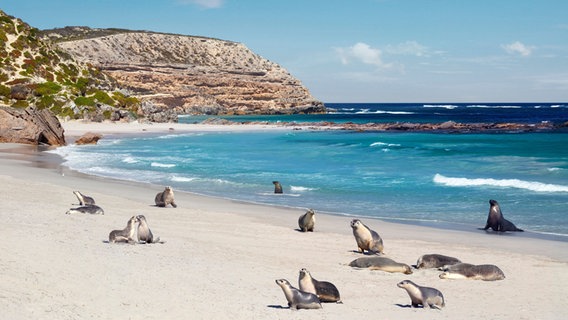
[151,162,176,168]
[423,104,459,110]
[290,185,316,192]
[370,142,401,147]
[433,174,568,193]
[466,105,521,109]
[122,156,138,164]
[171,176,195,182]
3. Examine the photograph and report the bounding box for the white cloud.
[501,41,534,57]
[385,41,429,57]
[336,42,391,68]
[177,0,224,8]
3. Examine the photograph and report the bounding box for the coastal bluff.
[43,27,325,121]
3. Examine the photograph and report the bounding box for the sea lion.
[155,186,177,208]
[349,256,413,274]
[65,204,104,215]
[439,263,505,281]
[109,216,139,244]
[350,219,384,254]
[397,280,445,309]
[73,191,95,205]
[298,209,316,232]
[482,199,523,232]
[273,181,283,194]
[415,254,461,269]
[298,268,341,303]
[275,279,322,310]
[137,215,160,244]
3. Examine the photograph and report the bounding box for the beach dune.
[0,121,567,319]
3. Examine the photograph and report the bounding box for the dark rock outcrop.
[0,107,65,146]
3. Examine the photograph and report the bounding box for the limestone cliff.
[44,27,325,120]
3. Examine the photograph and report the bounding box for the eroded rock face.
[0,107,66,146]
[54,32,325,118]
[75,132,102,145]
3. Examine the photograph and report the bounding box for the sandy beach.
[1,120,567,320]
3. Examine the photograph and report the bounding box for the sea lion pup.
[108,216,139,244]
[65,204,104,215]
[73,191,95,205]
[439,263,506,281]
[273,181,283,194]
[137,215,161,244]
[154,186,177,208]
[298,209,316,232]
[350,219,384,254]
[397,280,445,309]
[275,279,322,310]
[298,268,341,303]
[482,199,523,232]
[415,254,461,269]
[349,256,413,274]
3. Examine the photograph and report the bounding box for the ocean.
[51,103,568,238]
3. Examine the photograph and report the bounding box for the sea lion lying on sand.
[415,254,461,269]
[349,256,413,274]
[66,204,104,215]
[439,263,505,281]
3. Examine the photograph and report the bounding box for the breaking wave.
[433,174,568,193]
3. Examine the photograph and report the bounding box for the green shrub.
[35,81,61,95]
[93,90,114,105]
[74,96,96,107]
[0,84,10,97]
[113,91,140,108]
[103,110,113,119]
[36,94,55,109]
[12,100,28,108]
[59,107,76,119]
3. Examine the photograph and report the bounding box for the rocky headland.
[43,27,325,121]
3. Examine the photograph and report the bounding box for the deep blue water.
[180,102,568,125]
[52,103,568,237]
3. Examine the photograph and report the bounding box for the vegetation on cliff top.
[0,10,141,120]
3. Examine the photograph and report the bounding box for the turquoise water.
[52,129,568,237]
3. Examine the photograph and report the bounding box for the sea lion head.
[275,279,290,287]
[397,279,414,288]
[403,265,414,275]
[489,199,502,216]
[299,268,310,280]
[350,219,362,229]
[137,214,147,223]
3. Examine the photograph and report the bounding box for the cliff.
[42,27,325,120]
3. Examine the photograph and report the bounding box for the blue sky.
[3,0,568,103]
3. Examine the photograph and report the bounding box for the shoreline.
[2,122,568,319]
[3,141,568,260]
[59,120,568,243]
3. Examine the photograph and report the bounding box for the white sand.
[1,121,567,319]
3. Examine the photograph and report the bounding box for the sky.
[2,0,568,103]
